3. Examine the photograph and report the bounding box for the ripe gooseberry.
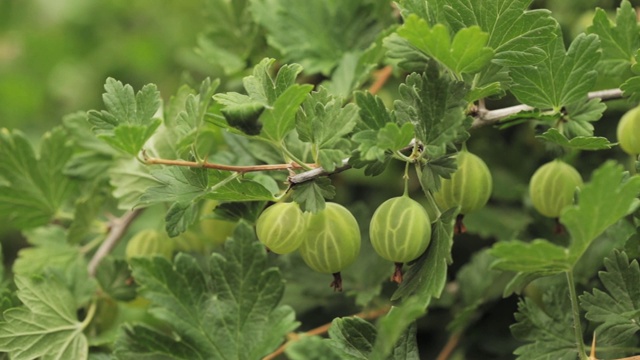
[255,202,306,254]
[433,149,492,233]
[529,160,582,223]
[617,105,640,155]
[369,195,431,283]
[298,202,361,291]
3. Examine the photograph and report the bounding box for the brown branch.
[144,156,318,173]
[369,65,394,95]
[87,209,143,276]
[262,305,391,360]
[436,332,463,360]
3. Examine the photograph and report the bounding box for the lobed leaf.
[0,128,76,229]
[0,275,89,360]
[115,223,298,359]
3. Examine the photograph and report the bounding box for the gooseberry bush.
[2,0,640,359]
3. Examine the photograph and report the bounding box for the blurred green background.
[0,0,213,136]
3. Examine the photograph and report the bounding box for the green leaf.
[510,33,601,110]
[206,171,278,201]
[250,0,389,75]
[580,251,640,347]
[563,161,640,265]
[88,78,162,156]
[140,166,208,205]
[68,192,106,244]
[394,65,469,158]
[328,317,377,360]
[397,15,494,76]
[491,161,640,277]
[0,275,89,360]
[260,83,314,143]
[296,87,359,170]
[371,299,424,360]
[391,208,455,304]
[536,128,614,151]
[0,128,75,229]
[561,98,607,138]
[109,157,159,210]
[355,91,395,131]
[442,0,557,67]
[416,154,457,192]
[291,178,336,213]
[115,223,298,359]
[15,226,96,305]
[164,201,200,237]
[587,0,639,80]
[511,285,578,360]
[95,257,136,302]
[214,58,312,142]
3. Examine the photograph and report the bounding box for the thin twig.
[436,332,463,360]
[144,156,318,173]
[87,209,143,276]
[471,88,624,128]
[369,65,394,95]
[262,305,391,360]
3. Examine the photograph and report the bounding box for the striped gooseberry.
[433,149,492,233]
[529,160,582,220]
[369,195,432,283]
[255,202,306,254]
[125,229,174,260]
[298,202,361,291]
[617,105,640,155]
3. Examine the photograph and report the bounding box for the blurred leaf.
[391,208,455,304]
[450,250,514,333]
[0,128,75,229]
[536,128,613,151]
[580,251,640,347]
[510,33,600,110]
[291,178,336,213]
[88,78,162,156]
[394,65,469,158]
[68,193,106,244]
[197,0,261,75]
[0,275,89,360]
[115,224,298,359]
[464,206,532,242]
[250,0,387,75]
[95,257,136,302]
[397,15,493,76]
[16,226,96,305]
[109,158,159,210]
[285,336,342,360]
[490,239,569,275]
[511,285,577,360]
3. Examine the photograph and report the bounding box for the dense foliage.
[1,0,640,359]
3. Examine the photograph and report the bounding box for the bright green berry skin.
[529,160,583,218]
[617,106,640,155]
[126,229,174,260]
[299,203,361,274]
[433,150,492,214]
[369,195,431,263]
[256,202,306,254]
